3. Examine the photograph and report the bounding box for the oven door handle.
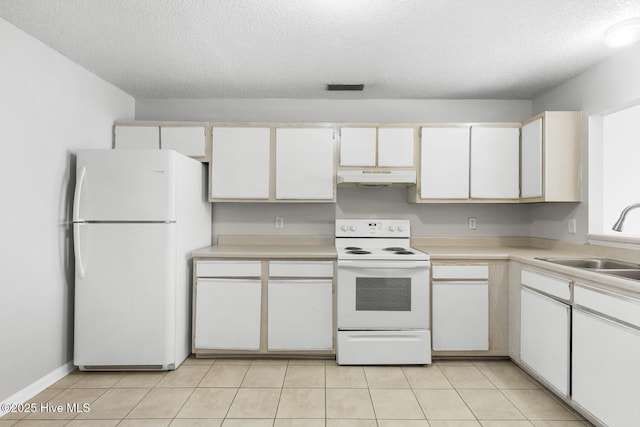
[338,260,430,270]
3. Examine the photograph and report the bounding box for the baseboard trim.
[1,361,75,415]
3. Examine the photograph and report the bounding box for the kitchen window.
[589,102,640,245]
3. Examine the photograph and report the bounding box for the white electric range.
[335,219,432,365]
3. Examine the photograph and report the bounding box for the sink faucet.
[612,202,640,231]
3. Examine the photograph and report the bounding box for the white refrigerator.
[72,149,211,370]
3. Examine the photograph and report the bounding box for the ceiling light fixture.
[326,83,364,91]
[604,17,640,48]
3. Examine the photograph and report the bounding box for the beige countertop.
[192,244,337,259]
[193,235,640,295]
[193,235,336,259]
[414,240,640,296]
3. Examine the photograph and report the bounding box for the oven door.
[337,260,430,330]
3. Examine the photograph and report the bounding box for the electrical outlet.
[468,217,477,230]
[568,218,577,234]
[275,216,284,229]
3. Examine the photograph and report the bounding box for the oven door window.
[355,277,411,311]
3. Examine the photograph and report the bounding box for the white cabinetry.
[432,264,489,351]
[572,284,640,427]
[339,127,377,166]
[339,126,414,167]
[420,126,470,199]
[521,111,581,202]
[268,280,333,350]
[193,260,262,351]
[520,269,571,396]
[268,261,333,351]
[114,125,159,149]
[275,128,335,200]
[520,118,543,198]
[160,126,207,157]
[470,126,520,199]
[114,122,209,159]
[377,127,414,167]
[195,279,261,350]
[210,127,271,200]
[193,258,335,355]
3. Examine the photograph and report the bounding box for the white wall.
[531,42,640,243]
[137,98,534,241]
[0,18,134,402]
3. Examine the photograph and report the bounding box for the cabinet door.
[275,128,335,200]
[160,126,206,157]
[420,127,470,199]
[521,118,543,198]
[432,281,488,350]
[194,278,261,350]
[572,309,640,427]
[211,127,271,199]
[520,288,570,396]
[268,280,333,350]
[340,127,376,166]
[114,126,159,149]
[378,128,414,167]
[470,127,520,199]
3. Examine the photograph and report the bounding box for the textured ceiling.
[1,0,640,99]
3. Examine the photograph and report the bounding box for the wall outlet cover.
[568,218,577,234]
[275,216,284,229]
[468,217,477,230]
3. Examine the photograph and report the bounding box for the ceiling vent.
[326,83,364,91]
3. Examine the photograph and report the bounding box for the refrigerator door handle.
[74,223,86,279]
[73,166,86,222]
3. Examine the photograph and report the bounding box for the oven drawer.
[337,330,431,365]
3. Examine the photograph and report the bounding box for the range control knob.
[341,225,349,231]
[349,225,357,232]
[389,225,396,232]
[398,225,405,232]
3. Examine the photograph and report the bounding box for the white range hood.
[337,169,417,186]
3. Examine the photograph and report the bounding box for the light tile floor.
[1,358,593,426]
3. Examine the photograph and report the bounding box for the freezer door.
[74,222,178,368]
[74,149,176,222]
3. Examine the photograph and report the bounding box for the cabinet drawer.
[521,269,571,301]
[269,261,334,277]
[195,260,261,277]
[574,284,640,328]
[432,265,488,280]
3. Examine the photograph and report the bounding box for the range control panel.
[335,219,411,238]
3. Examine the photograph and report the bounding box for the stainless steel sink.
[535,257,640,270]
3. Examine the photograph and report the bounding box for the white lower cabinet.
[432,264,489,351]
[193,258,335,355]
[194,278,261,350]
[268,280,333,350]
[520,286,570,396]
[433,281,488,351]
[572,285,640,427]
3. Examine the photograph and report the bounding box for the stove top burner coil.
[383,247,407,251]
[345,246,362,250]
[394,250,415,255]
[347,250,372,255]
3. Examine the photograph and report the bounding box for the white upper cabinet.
[275,127,335,200]
[340,127,377,166]
[470,126,520,199]
[114,125,160,149]
[378,127,415,167]
[210,127,271,200]
[160,126,207,157]
[520,111,581,202]
[521,118,543,198]
[339,126,414,167]
[420,126,470,199]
